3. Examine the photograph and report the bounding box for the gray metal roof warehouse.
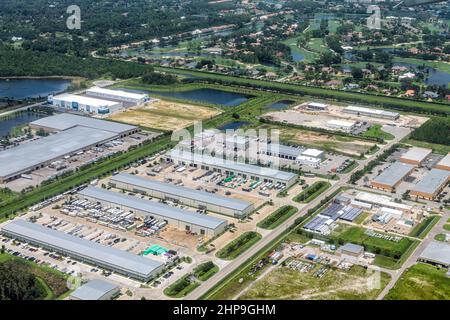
[30,113,137,134]
[78,186,227,231]
[70,280,119,300]
[1,220,163,281]
[372,162,415,187]
[109,173,254,217]
[169,150,297,186]
[418,241,450,268]
[411,168,450,195]
[0,126,117,181]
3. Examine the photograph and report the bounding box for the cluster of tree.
[410,117,450,146]
[0,46,153,79]
[141,68,178,85]
[0,261,45,300]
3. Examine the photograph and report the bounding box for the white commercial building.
[50,94,123,114]
[343,106,399,120]
[86,87,149,104]
[327,119,356,132]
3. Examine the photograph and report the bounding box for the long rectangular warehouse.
[168,150,298,187]
[109,173,254,218]
[50,94,123,114]
[78,186,227,237]
[371,162,415,191]
[410,169,450,200]
[1,220,164,282]
[30,113,139,136]
[0,126,117,183]
[86,87,149,104]
[343,106,400,120]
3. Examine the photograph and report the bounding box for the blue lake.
[218,121,250,131]
[0,78,71,100]
[291,51,305,62]
[393,62,450,87]
[0,111,47,137]
[117,87,251,107]
[265,100,295,110]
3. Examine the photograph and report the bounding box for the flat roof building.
[78,186,227,237]
[343,106,400,120]
[410,169,450,200]
[400,147,432,166]
[0,115,139,183]
[30,113,138,136]
[306,102,328,110]
[109,173,254,218]
[1,220,164,281]
[86,87,149,104]
[70,280,120,300]
[0,126,117,183]
[436,153,450,171]
[168,150,297,187]
[371,162,415,191]
[338,243,364,259]
[418,241,450,268]
[354,191,412,212]
[50,94,123,114]
[327,119,356,132]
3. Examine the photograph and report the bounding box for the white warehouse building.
[86,87,149,105]
[109,173,254,219]
[327,119,356,132]
[49,94,123,114]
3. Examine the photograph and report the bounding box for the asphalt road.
[187,132,407,300]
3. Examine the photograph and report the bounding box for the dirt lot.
[263,102,428,130]
[109,100,222,131]
[238,264,390,300]
[259,124,376,156]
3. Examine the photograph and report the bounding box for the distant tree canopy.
[0,46,153,79]
[141,68,178,85]
[410,117,450,145]
[0,261,45,300]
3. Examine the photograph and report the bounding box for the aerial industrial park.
[0,0,449,305]
[0,80,448,301]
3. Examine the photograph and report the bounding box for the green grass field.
[331,224,417,262]
[216,232,262,260]
[434,233,447,242]
[193,261,219,282]
[293,181,331,203]
[257,205,298,229]
[385,263,450,300]
[362,124,394,141]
